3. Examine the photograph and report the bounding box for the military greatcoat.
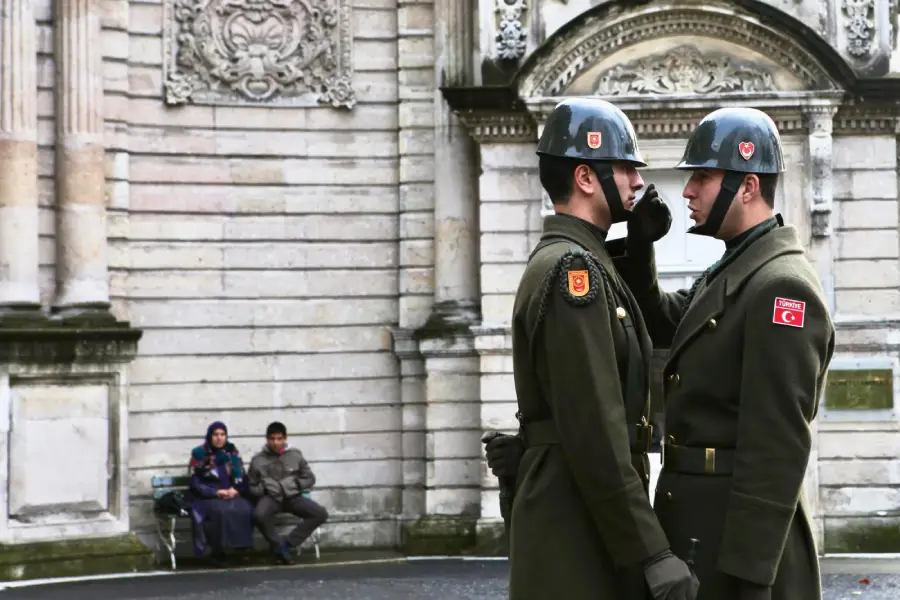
[508,214,668,600]
[610,222,835,600]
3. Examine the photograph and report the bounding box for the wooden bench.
[151,475,321,569]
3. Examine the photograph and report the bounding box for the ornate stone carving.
[495,0,527,61]
[456,112,536,143]
[594,45,776,96]
[517,6,837,98]
[843,0,875,57]
[162,0,356,109]
[806,108,837,238]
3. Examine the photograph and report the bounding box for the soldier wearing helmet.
[482,97,698,600]
[610,107,836,600]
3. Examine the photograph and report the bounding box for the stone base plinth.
[401,515,478,555]
[0,533,153,582]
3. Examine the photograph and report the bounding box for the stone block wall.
[118,0,423,549]
[817,134,900,552]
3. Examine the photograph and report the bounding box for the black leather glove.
[738,580,771,600]
[627,183,672,252]
[481,431,525,479]
[644,549,700,600]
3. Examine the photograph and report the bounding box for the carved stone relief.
[162,0,356,109]
[843,0,876,57]
[495,0,527,61]
[594,45,776,96]
[517,5,838,99]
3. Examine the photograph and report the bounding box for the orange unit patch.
[567,270,589,297]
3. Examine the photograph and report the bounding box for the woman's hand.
[225,488,239,499]
[216,489,229,499]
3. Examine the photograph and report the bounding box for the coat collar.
[539,214,610,265]
[666,225,805,366]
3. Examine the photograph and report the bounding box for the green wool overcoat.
[610,223,835,600]
[508,214,668,600]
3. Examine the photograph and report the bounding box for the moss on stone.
[0,533,154,582]
[474,521,508,557]
[824,518,900,553]
[401,515,478,556]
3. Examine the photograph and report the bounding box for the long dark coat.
[508,214,669,600]
[610,223,835,600]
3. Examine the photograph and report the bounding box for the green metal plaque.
[825,368,894,411]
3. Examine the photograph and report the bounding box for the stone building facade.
[1,0,900,578]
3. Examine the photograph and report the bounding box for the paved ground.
[0,559,897,599]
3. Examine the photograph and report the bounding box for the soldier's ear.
[573,164,594,196]
[739,174,760,204]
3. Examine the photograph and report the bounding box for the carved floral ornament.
[163,0,356,109]
[842,0,875,58]
[593,45,776,96]
[495,0,527,61]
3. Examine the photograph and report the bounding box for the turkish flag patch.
[772,297,805,328]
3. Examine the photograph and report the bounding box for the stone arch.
[516,0,855,100]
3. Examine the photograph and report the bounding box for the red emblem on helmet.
[587,132,602,149]
[738,141,755,160]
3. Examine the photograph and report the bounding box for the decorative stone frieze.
[518,4,839,99]
[843,0,876,58]
[162,0,356,109]
[594,45,777,96]
[495,0,527,61]
[455,112,536,143]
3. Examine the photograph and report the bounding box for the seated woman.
[188,421,255,566]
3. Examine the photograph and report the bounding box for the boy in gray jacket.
[248,421,329,564]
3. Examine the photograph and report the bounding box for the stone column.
[432,0,479,322]
[398,0,483,556]
[804,106,837,551]
[52,0,113,322]
[0,0,42,320]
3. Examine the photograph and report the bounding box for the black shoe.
[275,541,295,565]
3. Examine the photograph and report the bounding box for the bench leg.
[154,515,178,570]
[168,517,177,569]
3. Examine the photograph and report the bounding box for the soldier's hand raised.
[644,549,700,600]
[627,183,672,250]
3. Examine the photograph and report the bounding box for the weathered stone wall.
[118,0,418,549]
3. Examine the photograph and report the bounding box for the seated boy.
[248,421,329,564]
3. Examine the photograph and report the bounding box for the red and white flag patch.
[772,297,805,328]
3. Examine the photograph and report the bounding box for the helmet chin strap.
[687,171,745,238]
[592,162,630,225]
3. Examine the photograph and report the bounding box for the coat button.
[667,435,675,444]
[708,318,717,329]
[616,307,627,319]
[666,492,672,499]
[667,373,680,385]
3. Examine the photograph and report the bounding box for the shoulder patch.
[772,297,805,328]
[554,248,604,306]
[567,269,589,297]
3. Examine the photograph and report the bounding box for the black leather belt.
[522,419,653,454]
[662,443,735,475]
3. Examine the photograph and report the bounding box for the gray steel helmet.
[676,107,785,174]
[537,98,647,166]
[676,107,785,238]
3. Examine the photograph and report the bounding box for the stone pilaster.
[0,0,41,320]
[390,329,427,523]
[432,0,479,323]
[804,106,838,552]
[52,0,113,323]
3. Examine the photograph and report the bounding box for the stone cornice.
[441,85,537,143]
[0,327,142,365]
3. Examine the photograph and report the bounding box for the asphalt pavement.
[0,558,896,599]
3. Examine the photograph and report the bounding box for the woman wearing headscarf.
[188,421,254,566]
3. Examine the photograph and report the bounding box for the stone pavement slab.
[0,558,897,600]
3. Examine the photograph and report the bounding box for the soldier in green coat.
[495,97,698,600]
[605,108,836,600]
